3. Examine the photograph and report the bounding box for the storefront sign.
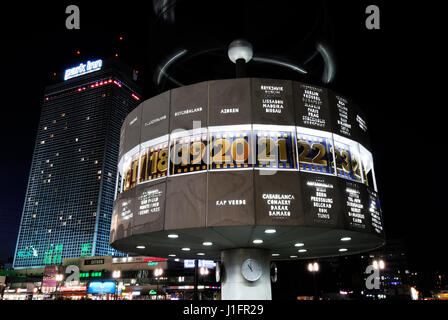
[87,281,116,294]
[64,59,103,81]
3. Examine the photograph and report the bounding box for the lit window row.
[43,78,140,102]
[119,125,377,193]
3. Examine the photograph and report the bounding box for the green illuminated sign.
[43,244,63,265]
[149,290,157,295]
[147,262,159,266]
[81,243,92,257]
[17,246,38,258]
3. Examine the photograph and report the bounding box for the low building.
[1,255,219,300]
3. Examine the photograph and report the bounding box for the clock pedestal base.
[221,248,272,300]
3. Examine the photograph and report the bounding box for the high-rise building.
[13,58,142,269]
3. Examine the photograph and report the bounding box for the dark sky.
[0,1,446,272]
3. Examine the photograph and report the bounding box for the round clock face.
[241,259,262,282]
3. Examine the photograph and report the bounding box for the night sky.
[0,1,446,272]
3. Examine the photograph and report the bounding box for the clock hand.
[248,263,253,272]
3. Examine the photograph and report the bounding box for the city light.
[372,259,386,270]
[199,267,210,276]
[253,239,263,244]
[136,245,145,249]
[307,262,319,272]
[153,268,163,277]
[295,243,305,247]
[340,237,351,241]
[112,270,121,278]
[202,241,213,246]
[168,234,179,238]
[264,229,276,234]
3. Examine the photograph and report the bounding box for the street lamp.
[307,262,319,273]
[153,268,164,300]
[199,267,210,276]
[372,259,385,270]
[307,262,320,300]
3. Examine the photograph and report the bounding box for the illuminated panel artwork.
[139,137,169,182]
[331,139,362,182]
[43,244,63,265]
[254,125,296,170]
[209,126,252,170]
[81,243,93,257]
[359,144,376,189]
[122,151,139,191]
[171,130,208,175]
[296,127,334,175]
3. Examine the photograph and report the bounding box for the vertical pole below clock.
[221,248,272,300]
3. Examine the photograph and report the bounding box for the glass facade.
[13,61,141,269]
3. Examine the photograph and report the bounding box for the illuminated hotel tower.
[13,59,142,269]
